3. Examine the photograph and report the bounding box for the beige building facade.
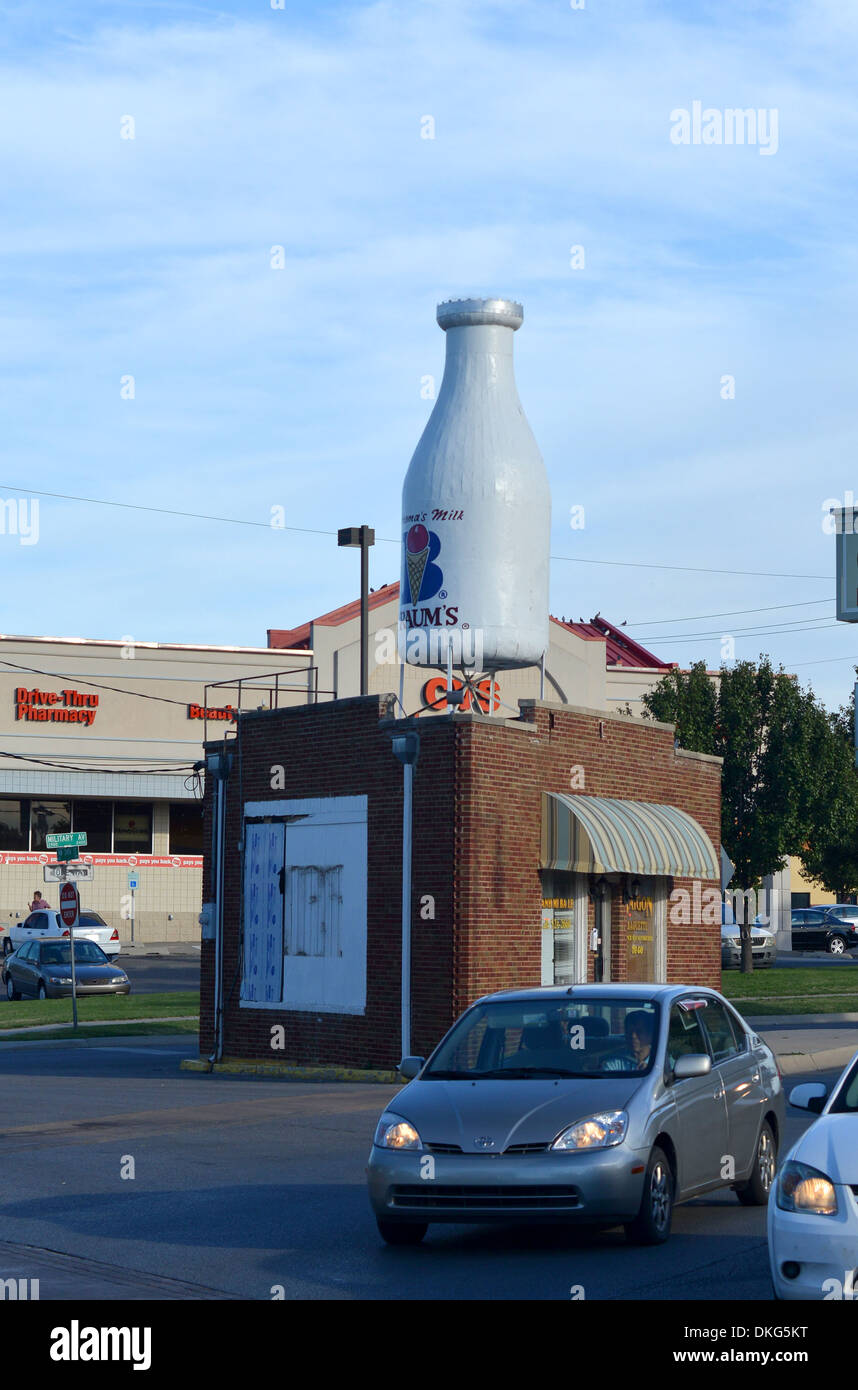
[267,586,671,719]
[0,635,312,945]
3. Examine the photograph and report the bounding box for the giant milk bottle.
[400,298,551,674]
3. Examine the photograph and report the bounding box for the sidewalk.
[748,1014,858,1074]
[118,941,200,956]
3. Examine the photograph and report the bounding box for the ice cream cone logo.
[406,523,431,605]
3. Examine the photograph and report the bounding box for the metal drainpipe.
[401,758,413,1058]
[207,753,231,1065]
[208,776,224,1065]
[215,775,226,1061]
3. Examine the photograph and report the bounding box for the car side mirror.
[673,1053,712,1080]
[397,1056,425,1081]
[788,1083,828,1113]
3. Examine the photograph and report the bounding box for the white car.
[4,908,121,960]
[768,1052,858,1300]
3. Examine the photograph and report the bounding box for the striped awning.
[541,792,719,880]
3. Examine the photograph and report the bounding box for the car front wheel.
[376,1218,428,1246]
[6,974,20,1001]
[625,1145,674,1245]
[735,1121,777,1206]
[828,936,847,956]
[37,982,47,1000]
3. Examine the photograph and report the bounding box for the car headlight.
[724,937,740,948]
[776,1160,839,1215]
[110,976,126,984]
[373,1112,423,1150]
[551,1111,629,1151]
[52,976,72,985]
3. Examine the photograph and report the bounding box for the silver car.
[721,921,777,969]
[367,984,785,1246]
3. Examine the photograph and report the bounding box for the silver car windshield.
[424,999,661,1079]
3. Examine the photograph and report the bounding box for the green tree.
[643,657,845,891]
[800,674,858,900]
[641,661,717,755]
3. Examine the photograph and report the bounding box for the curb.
[180,1058,399,1083]
[0,1015,197,1038]
[0,1032,194,1051]
[776,1045,858,1076]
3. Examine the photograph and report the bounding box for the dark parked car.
[791,907,858,956]
[5,939,130,1000]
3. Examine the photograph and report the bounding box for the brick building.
[199,693,721,1068]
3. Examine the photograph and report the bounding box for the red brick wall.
[452,703,722,1009]
[201,697,456,1067]
[200,696,721,1067]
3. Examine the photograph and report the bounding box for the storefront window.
[30,801,71,851]
[113,802,152,854]
[72,800,113,852]
[170,801,203,854]
[0,799,29,850]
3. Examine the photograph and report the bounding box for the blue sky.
[2,0,857,708]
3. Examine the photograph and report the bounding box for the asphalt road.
[774,952,858,969]
[0,951,200,1005]
[0,1038,834,1301]
[117,953,200,995]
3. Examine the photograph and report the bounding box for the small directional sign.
[44,863,94,882]
[46,831,87,848]
[56,846,80,862]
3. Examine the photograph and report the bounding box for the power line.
[0,657,304,711]
[628,598,834,627]
[0,748,198,774]
[785,655,858,670]
[636,617,840,643]
[0,484,331,537]
[643,620,842,645]
[550,555,829,581]
[1,483,832,582]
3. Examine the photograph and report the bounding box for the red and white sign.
[59,881,80,929]
[0,853,203,868]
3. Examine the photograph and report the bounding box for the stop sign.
[59,880,79,929]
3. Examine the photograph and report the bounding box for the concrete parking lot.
[0,1035,833,1301]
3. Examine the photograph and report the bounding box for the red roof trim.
[268,582,400,650]
[270,591,671,671]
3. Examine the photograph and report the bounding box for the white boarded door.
[242,822,285,1002]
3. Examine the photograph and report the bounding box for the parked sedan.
[5,939,130,1000]
[4,909,121,958]
[721,921,777,969]
[769,1052,858,1300]
[790,907,858,956]
[367,984,785,1246]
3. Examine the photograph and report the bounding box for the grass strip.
[0,989,199,1028]
[0,1020,200,1041]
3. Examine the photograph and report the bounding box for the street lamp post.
[337,525,376,696]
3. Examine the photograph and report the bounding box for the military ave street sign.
[46,831,88,848]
